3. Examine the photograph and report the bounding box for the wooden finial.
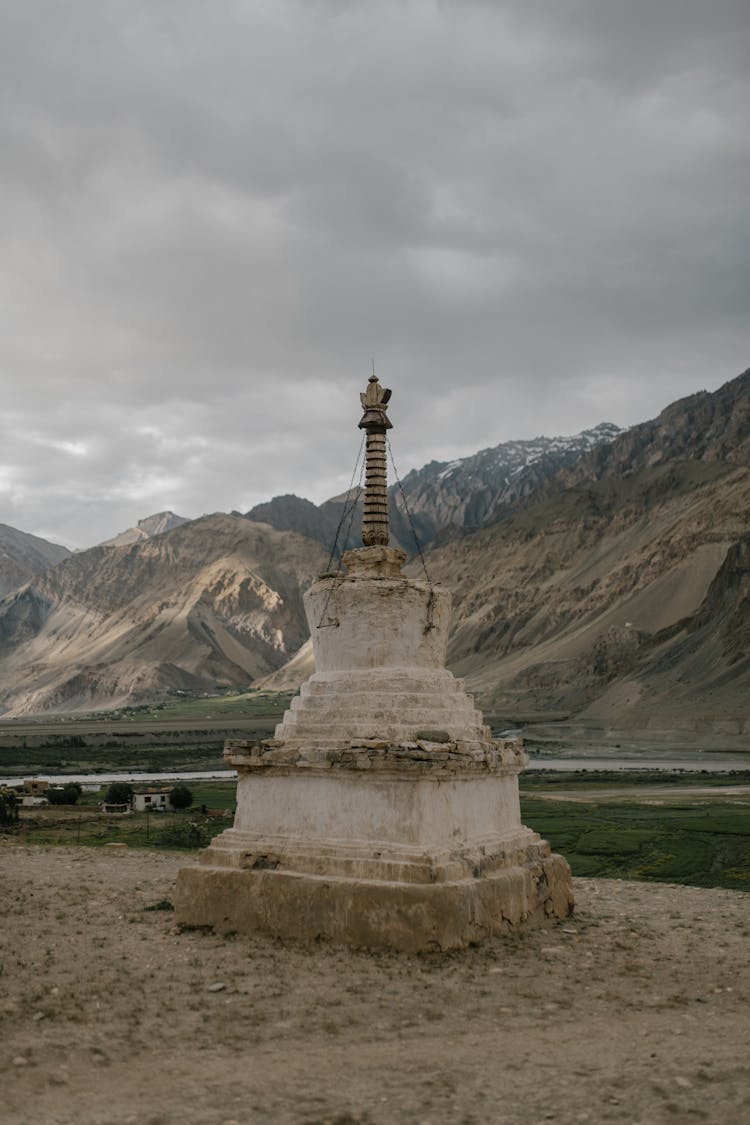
[357,373,392,547]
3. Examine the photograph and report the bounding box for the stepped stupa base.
[174,736,574,951]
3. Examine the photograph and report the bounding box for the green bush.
[168,785,193,811]
[47,783,82,806]
[105,781,134,805]
[0,790,19,827]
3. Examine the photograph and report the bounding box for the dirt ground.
[1,841,749,1125]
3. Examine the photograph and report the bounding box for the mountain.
[259,369,749,744]
[539,368,749,492]
[0,524,70,598]
[100,510,189,548]
[396,422,622,544]
[0,369,746,729]
[0,514,325,715]
[245,423,622,557]
[421,369,750,740]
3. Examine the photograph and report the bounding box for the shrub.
[169,785,193,811]
[0,790,19,828]
[106,781,134,806]
[47,783,82,806]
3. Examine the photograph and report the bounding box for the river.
[2,747,749,787]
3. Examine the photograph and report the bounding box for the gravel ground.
[1,840,749,1125]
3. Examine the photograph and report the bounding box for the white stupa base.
[174,737,574,951]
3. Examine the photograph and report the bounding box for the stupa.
[174,376,573,950]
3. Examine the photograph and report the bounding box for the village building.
[1,782,46,807]
[175,375,573,950]
[22,778,49,796]
[131,789,171,812]
[21,794,49,807]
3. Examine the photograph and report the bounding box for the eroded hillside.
[245,423,622,554]
[263,372,749,738]
[0,514,325,715]
[0,369,747,729]
[0,524,70,598]
[424,460,749,737]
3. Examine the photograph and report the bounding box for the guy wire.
[322,434,365,575]
[386,437,436,632]
[316,435,366,629]
[340,455,365,558]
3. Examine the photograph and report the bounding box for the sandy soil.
[1,841,749,1125]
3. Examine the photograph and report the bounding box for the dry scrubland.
[1,842,749,1125]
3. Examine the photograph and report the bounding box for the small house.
[23,779,49,796]
[131,789,171,812]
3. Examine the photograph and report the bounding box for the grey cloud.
[0,0,748,546]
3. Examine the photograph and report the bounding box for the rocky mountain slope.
[99,510,189,548]
[0,515,325,715]
[0,524,70,599]
[543,367,749,491]
[422,369,750,740]
[427,461,749,735]
[246,423,622,555]
[397,422,622,543]
[263,369,750,743]
[0,369,746,727]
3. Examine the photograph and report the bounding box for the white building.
[132,790,170,812]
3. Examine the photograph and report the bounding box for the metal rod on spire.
[358,373,392,547]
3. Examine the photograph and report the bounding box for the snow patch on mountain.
[398,422,623,540]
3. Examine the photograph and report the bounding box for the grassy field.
[11,781,238,851]
[0,691,294,776]
[5,777,749,892]
[521,795,750,891]
[3,691,748,892]
[519,768,750,790]
[106,690,295,722]
[0,743,229,776]
[518,770,750,890]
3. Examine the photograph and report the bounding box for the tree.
[47,783,81,805]
[105,781,133,806]
[169,785,193,811]
[0,790,18,827]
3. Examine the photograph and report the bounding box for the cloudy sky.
[1,0,748,547]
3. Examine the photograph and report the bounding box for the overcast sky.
[1,0,748,548]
